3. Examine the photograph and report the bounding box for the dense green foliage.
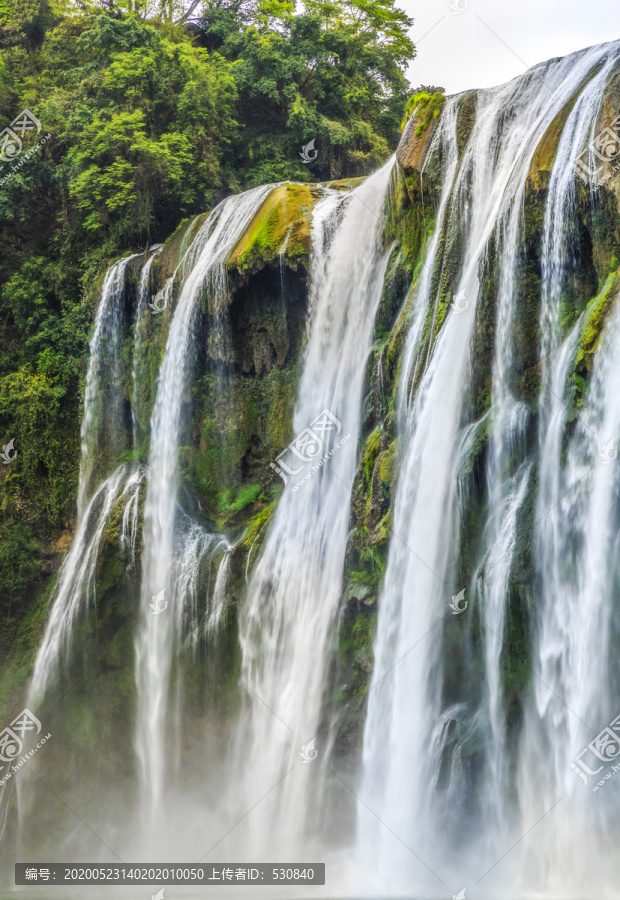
[0,0,415,616]
[200,0,414,184]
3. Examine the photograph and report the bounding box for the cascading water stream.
[172,520,231,648]
[27,243,172,708]
[471,45,619,864]
[121,247,163,564]
[131,245,162,451]
[515,289,620,896]
[134,185,274,847]
[9,39,620,900]
[221,161,395,860]
[77,255,139,516]
[120,466,146,565]
[10,252,151,855]
[166,521,232,785]
[358,43,620,897]
[516,44,620,895]
[400,104,460,412]
[28,255,142,706]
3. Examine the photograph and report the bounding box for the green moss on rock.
[228,184,316,275]
[575,270,619,374]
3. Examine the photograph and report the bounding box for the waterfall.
[220,160,394,859]
[473,45,620,871]
[516,48,620,896]
[28,245,172,706]
[131,245,162,450]
[120,465,146,566]
[172,520,231,647]
[208,550,232,635]
[29,465,129,707]
[358,42,620,897]
[77,255,138,516]
[28,255,143,706]
[134,185,274,845]
[12,252,151,854]
[11,37,620,898]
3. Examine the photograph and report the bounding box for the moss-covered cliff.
[3,60,620,837]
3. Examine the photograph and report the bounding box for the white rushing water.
[358,42,620,897]
[28,245,170,706]
[516,45,620,896]
[13,39,620,900]
[14,252,151,855]
[29,464,130,707]
[134,185,274,846]
[77,255,138,515]
[131,245,162,450]
[471,46,620,877]
[216,160,395,860]
[29,254,144,705]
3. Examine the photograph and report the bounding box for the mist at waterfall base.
[5,38,620,900]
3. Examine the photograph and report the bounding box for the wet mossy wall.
[328,79,620,769]
[0,189,315,852]
[4,76,620,813]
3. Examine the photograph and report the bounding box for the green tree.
[17,14,238,245]
[0,0,415,621]
[201,0,415,182]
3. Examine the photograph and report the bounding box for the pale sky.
[402,0,620,94]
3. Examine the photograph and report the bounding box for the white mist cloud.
[401,0,620,93]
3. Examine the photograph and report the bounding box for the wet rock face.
[227,182,317,277]
[326,75,620,768]
[396,90,446,173]
[6,64,620,818]
[230,268,304,377]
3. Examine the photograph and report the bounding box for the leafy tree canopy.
[0,0,415,612]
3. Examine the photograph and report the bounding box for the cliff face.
[340,72,620,760]
[2,63,620,837]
